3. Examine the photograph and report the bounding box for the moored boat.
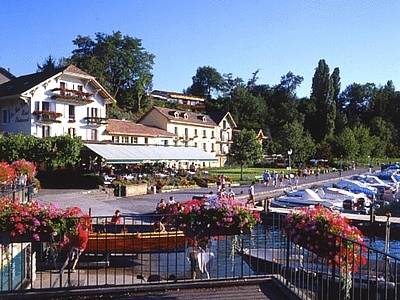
[85,230,187,253]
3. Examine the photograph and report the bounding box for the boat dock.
[267,206,400,224]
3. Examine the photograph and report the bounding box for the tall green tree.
[68,31,155,112]
[229,129,263,180]
[338,83,375,126]
[37,55,65,73]
[275,120,316,166]
[333,128,358,160]
[226,85,266,131]
[309,59,334,142]
[187,66,225,99]
[352,124,374,158]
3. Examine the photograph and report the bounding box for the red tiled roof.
[106,119,176,137]
[0,65,94,98]
[152,106,217,127]
[151,90,205,102]
[63,65,93,77]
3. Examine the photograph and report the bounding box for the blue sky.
[0,1,399,97]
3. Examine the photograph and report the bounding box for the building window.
[42,101,50,112]
[2,109,10,123]
[203,130,206,138]
[77,85,83,92]
[60,82,66,95]
[203,143,206,151]
[122,136,128,143]
[34,101,40,111]
[185,128,189,138]
[194,129,198,136]
[144,137,148,144]
[68,105,75,120]
[164,140,168,146]
[42,125,50,137]
[112,136,120,143]
[91,107,98,117]
[174,127,178,134]
[184,141,188,147]
[211,131,215,138]
[133,137,138,143]
[90,129,98,141]
[68,127,76,137]
[223,120,227,129]
[211,143,215,152]
[194,142,198,147]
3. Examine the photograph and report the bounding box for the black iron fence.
[0,184,33,203]
[0,213,399,299]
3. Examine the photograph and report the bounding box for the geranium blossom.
[0,162,16,185]
[0,197,90,243]
[158,195,261,237]
[285,206,366,273]
[12,160,36,181]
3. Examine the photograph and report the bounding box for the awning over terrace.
[84,143,217,164]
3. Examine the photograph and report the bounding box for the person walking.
[272,172,277,187]
[263,170,270,187]
[279,172,284,187]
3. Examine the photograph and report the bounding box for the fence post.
[285,236,290,285]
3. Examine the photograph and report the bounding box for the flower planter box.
[114,183,147,197]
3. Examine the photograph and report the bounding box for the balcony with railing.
[32,110,62,123]
[0,212,398,299]
[84,116,108,126]
[51,88,94,105]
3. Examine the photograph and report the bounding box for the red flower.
[0,162,16,185]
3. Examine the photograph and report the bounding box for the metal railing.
[263,213,400,300]
[0,184,33,203]
[0,213,399,299]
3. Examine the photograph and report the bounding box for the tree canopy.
[229,129,263,180]
[68,31,155,113]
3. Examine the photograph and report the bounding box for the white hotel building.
[0,65,236,167]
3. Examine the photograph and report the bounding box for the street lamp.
[287,149,293,171]
[368,155,371,173]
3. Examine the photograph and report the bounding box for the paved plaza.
[35,168,368,216]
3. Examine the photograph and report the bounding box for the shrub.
[37,170,104,189]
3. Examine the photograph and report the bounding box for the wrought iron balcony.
[84,116,108,125]
[51,88,94,105]
[32,110,62,123]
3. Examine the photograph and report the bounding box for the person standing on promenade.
[168,196,176,205]
[187,240,201,279]
[110,210,123,224]
[247,181,256,207]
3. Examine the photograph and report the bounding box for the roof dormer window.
[174,111,179,118]
[202,116,206,122]
[183,113,188,119]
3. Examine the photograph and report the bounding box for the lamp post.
[368,155,371,173]
[287,149,293,171]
